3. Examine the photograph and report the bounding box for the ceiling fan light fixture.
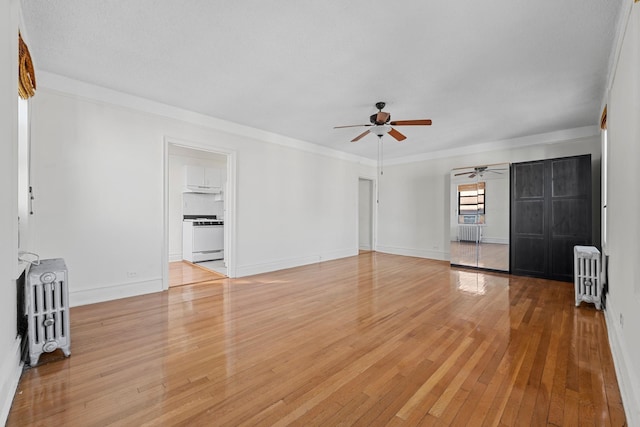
[371,124,391,137]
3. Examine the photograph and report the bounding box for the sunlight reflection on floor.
[454,270,488,295]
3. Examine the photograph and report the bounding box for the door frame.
[357,176,377,252]
[162,136,238,290]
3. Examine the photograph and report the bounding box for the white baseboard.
[0,337,23,426]
[375,245,448,261]
[69,277,163,307]
[235,248,356,277]
[481,237,509,245]
[605,304,640,426]
[320,248,358,263]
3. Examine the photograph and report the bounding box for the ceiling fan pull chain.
[380,136,384,176]
[377,135,384,177]
[377,135,383,204]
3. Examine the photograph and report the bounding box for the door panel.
[511,155,592,281]
[514,200,545,235]
[552,199,590,236]
[551,157,589,197]
[550,237,588,279]
[514,162,545,198]
[513,236,546,275]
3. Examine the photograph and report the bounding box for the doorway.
[358,178,375,252]
[163,138,237,290]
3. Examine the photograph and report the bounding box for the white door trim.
[162,136,238,290]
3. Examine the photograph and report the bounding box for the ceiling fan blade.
[334,124,372,129]
[389,119,432,126]
[376,111,390,123]
[454,171,472,176]
[351,130,371,142]
[388,127,407,141]
[469,173,477,178]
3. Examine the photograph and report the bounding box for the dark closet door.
[511,154,592,281]
[511,161,547,277]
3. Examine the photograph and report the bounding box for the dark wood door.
[511,161,547,277]
[511,155,592,281]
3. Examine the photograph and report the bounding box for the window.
[600,104,607,252]
[602,128,607,251]
[18,31,35,252]
[458,182,485,224]
[18,97,30,251]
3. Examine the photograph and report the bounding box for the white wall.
[376,136,601,260]
[168,147,226,261]
[0,1,23,424]
[604,1,640,424]
[28,88,368,305]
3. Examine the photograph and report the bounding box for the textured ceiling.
[21,0,621,160]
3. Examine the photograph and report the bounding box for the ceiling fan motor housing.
[370,113,391,125]
[369,101,391,125]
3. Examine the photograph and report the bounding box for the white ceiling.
[21,0,621,161]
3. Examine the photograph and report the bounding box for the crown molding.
[384,125,600,166]
[37,71,598,170]
[601,0,635,114]
[36,71,376,167]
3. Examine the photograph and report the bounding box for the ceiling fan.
[334,102,432,142]
[454,166,507,179]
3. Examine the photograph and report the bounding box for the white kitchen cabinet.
[204,167,221,188]
[184,165,222,193]
[184,165,203,188]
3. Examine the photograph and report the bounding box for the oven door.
[193,225,224,253]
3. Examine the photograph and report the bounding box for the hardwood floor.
[450,241,510,272]
[8,253,626,426]
[169,260,226,287]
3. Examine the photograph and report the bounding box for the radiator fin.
[26,259,71,366]
[458,225,482,242]
[574,246,602,310]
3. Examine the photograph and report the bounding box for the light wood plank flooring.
[8,252,626,426]
[450,241,510,272]
[169,260,226,287]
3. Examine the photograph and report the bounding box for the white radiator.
[458,224,482,242]
[26,258,71,366]
[574,246,602,310]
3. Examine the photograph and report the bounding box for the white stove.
[183,215,224,262]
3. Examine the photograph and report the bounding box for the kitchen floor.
[169,261,226,287]
[196,260,227,276]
